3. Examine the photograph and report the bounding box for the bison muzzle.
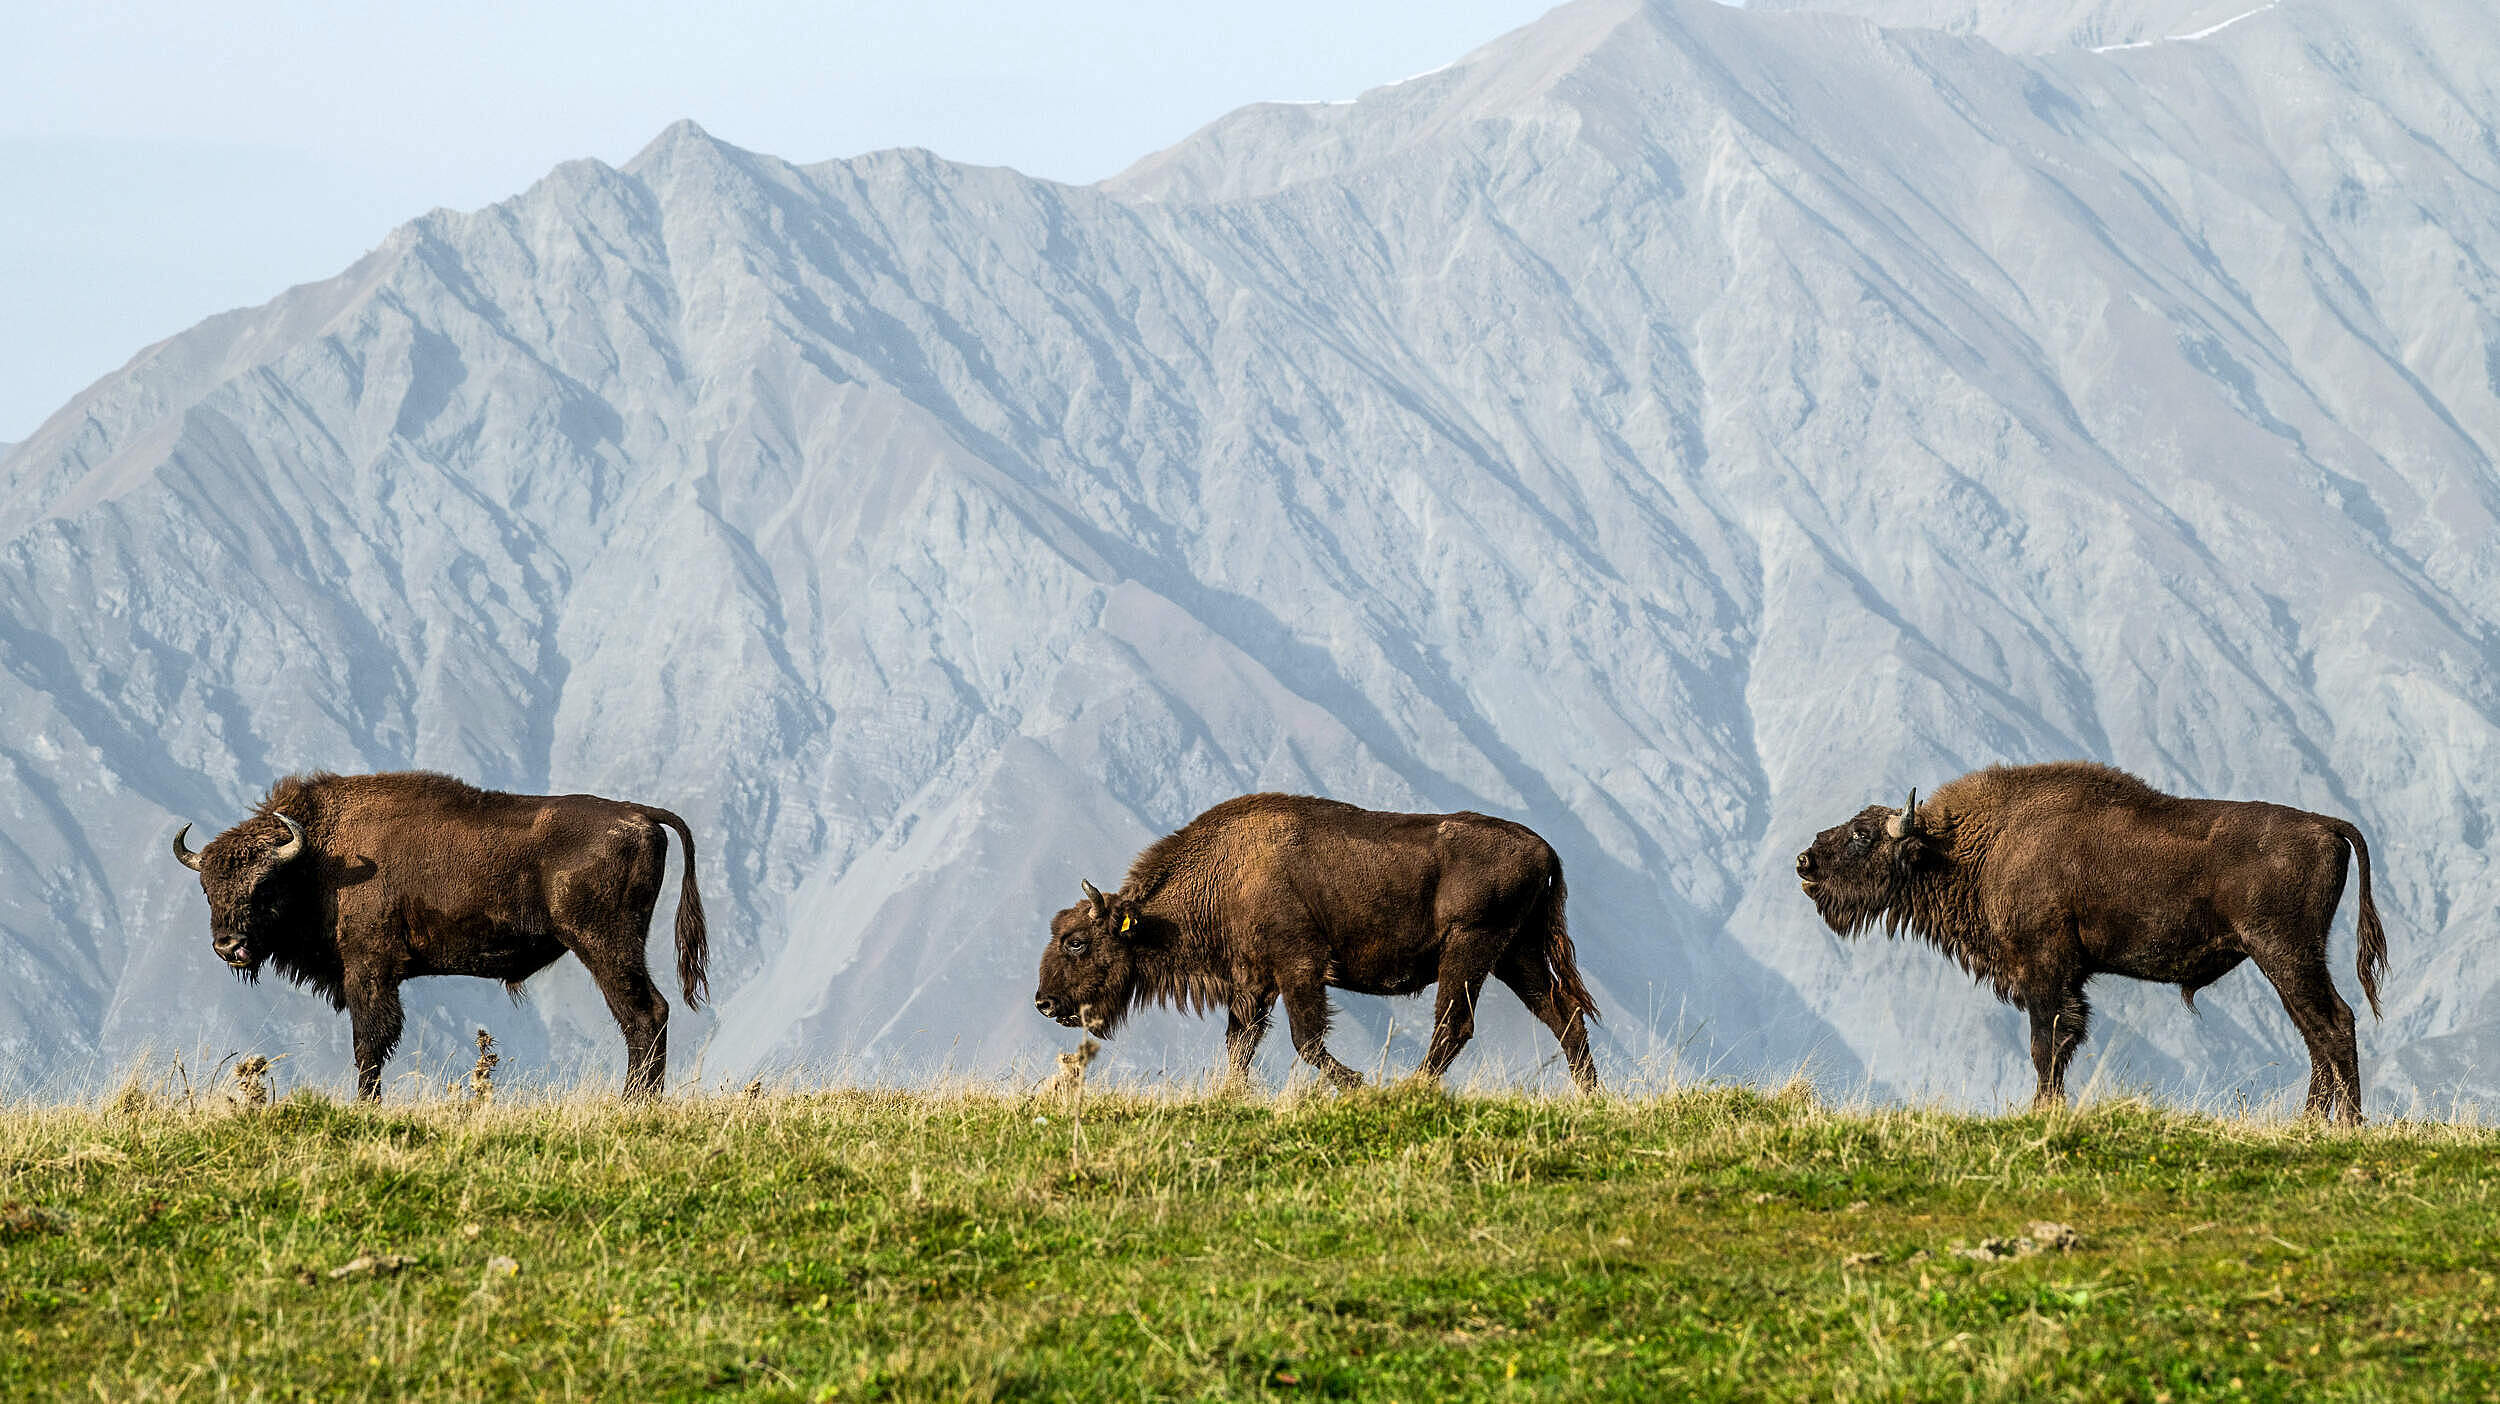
[173,770,709,1100]
[1033,794,1601,1093]
[1796,761,2388,1122]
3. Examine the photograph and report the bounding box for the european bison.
[173,771,708,1100]
[1795,762,2387,1122]
[1032,794,1601,1092]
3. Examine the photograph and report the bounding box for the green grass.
[3,1073,2495,1401]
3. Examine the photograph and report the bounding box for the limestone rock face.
[5,0,2497,1109]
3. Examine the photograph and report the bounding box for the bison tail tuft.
[2326,817,2387,1020]
[1536,865,1600,1024]
[641,806,711,1010]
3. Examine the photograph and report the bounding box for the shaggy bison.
[1032,794,1600,1092]
[1795,762,2387,1122]
[173,771,707,1100]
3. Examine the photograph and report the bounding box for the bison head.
[1034,879,1146,1038]
[1794,788,1941,937]
[172,813,307,976]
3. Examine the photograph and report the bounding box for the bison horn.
[1886,788,1920,840]
[1080,879,1108,914]
[172,824,204,872]
[270,813,306,864]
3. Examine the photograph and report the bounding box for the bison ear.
[1891,806,1946,871]
[1109,895,1159,941]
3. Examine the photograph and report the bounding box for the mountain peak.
[625,118,744,175]
[1103,0,1676,202]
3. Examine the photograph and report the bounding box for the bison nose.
[1034,996,1062,1019]
[1795,851,1815,877]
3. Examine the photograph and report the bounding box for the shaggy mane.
[1880,761,2177,1008]
[239,771,500,1007]
[1109,794,1355,1022]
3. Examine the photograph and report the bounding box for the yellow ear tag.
[1119,914,1133,932]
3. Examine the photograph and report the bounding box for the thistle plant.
[465,1029,500,1104]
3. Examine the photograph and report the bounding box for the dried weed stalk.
[465,1029,500,1104]
[227,1055,274,1109]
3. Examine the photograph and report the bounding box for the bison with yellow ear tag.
[1034,794,1601,1093]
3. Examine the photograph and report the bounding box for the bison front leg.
[1223,994,1274,1091]
[2026,985,2090,1111]
[1280,984,1363,1092]
[343,973,405,1103]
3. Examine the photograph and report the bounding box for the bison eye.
[1848,828,1872,852]
[1065,936,1089,955]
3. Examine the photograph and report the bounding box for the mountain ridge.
[1750,0,2282,53]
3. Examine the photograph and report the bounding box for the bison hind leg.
[2248,944,2363,1124]
[563,927,670,1098]
[595,968,669,1099]
[1416,962,1492,1086]
[1494,948,1599,1094]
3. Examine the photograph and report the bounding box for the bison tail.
[2324,816,2387,1020]
[1535,863,1600,1024]
[641,806,711,1011]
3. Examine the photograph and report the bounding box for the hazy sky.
[2,0,1561,442]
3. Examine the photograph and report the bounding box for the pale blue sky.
[2,1,1561,441]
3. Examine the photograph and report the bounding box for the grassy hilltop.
[3,1076,2496,1401]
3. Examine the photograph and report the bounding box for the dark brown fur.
[176,771,708,1099]
[1032,794,1600,1092]
[1795,762,2388,1122]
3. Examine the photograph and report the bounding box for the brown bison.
[172,771,707,1100]
[1032,794,1600,1092]
[1795,762,2387,1122]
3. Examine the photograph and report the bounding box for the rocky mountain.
[5,0,2497,1110]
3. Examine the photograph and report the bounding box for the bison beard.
[1795,762,2388,1123]
[1031,794,1601,1093]
[173,771,708,1100]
